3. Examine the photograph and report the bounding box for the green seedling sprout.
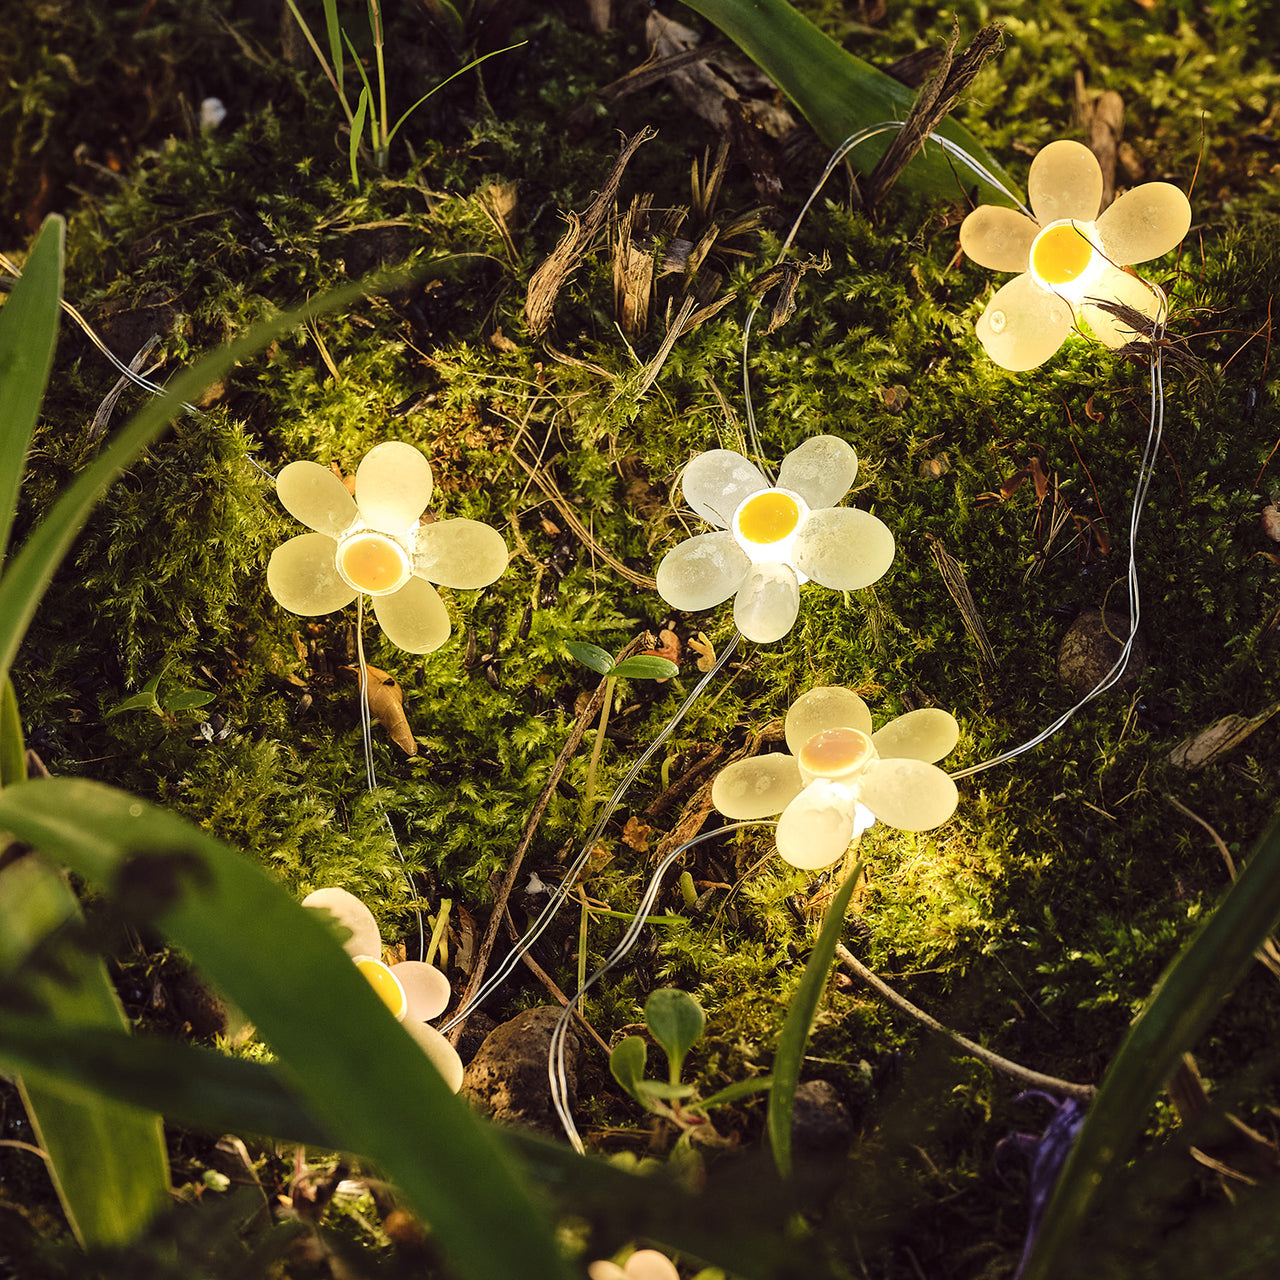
[565,641,678,825]
[104,659,214,721]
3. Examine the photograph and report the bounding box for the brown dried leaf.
[1261,504,1280,542]
[688,632,716,672]
[341,664,417,755]
[621,816,652,852]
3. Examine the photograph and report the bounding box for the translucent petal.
[354,441,434,534]
[682,449,769,528]
[711,753,804,819]
[785,687,872,755]
[793,507,895,590]
[775,780,860,870]
[1028,140,1103,225]
[277,461,358,536]
[974,272,1074,371]
[392,961,451,1021]
[656,531,749,610]
[1079,266,1166,349]
[775,435,858,510]
[402,1019,465,1093]
[267,533,356,616]
[587,1265,628,1280]
[871,708,959,763]
[1096,182,1191,266]
[302,887,381,959]
[621,1252,681,1280]
[373,577,451,653]
[733,563,799,644]
[859,759,958,832]
[412,519,508,589]
[959,206,1039,273]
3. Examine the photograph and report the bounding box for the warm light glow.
[338,531,410,595]
[736,491,801,545]
[355,956,407,1020]
[799,727,875,781]
[1032,222,1093,285]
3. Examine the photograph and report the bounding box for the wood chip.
[1169,702,1280,770]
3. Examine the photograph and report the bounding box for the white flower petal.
[1079,266,1166,349]
[682,449,769,527]
[277,461,358,536]
[621,1251,681,1280]
[267,533,356,616]
[733,563,799,643]
[373,577,451,653]
[1096,182,1191,266]
[871,708,959,763]
[793,507,895,591]
[656,531,749,610]
[859,758,958,832]
[784,687,873,755]
[354,441,434,534]
[392,961,451,1021]
[711,753,804,820]
[412,518,508,589]
[959,206,1040,273]
[588,1265,628,1280]
[775,435,858,510]
[303,887,382,959]
[1028,140,1102,225]
[776,780,859,870]
[974,272,1074,371]
[401,1019,465,1093]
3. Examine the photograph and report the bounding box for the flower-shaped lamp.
[960,140,1191,370]
[302,886,463,1091]
[655,436,894,644]
[588,1250,680,1280]
[267,441,507,653]
[711,686,960,869]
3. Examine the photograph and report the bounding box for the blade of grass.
[282,0,354,126]
[1022,806,1280,1280]
[1,677,24,786]
[0,777,570,1280]
[767,862,863,1177]
[0,215,62,567]
[384,43,527,148]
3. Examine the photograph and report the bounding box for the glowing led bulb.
[1028,219,1105,299]
[355,956,408,1020]
[731,486,810,570]
[337,531,412,595]
[798,727,876,784]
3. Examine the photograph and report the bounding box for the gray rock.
[790,1079,854,1155]
[1056,607,1147,696]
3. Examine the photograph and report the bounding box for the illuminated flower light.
[711,686,960,870]
[655,437,894,644]
[267,441,507,654]
[302,886,463,1091]
[959,139,1191,370]
[588,1250,680,1280]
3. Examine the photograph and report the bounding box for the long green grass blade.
[0,278,368,690]
[0,855,170,1247]
[0,216,63,568]
[678,0,1010,202]
[0,676,24,787]
[1022,807,1280,1280]
[0,777,570,1280]
[767,862,862,1177]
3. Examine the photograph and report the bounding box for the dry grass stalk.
[928,536,999,688]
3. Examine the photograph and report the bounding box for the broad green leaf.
[1022,807,1280,1280]
[566,640,615,676]
[163,688,215,712]
[0,855,169,1247]
[767,862,862,1177]
[678,0,1011,203]
[645,988,705,1083]
[1,676,24,787]
[0,216,63,568]
[609,1034,648,1101]
[0,777,570,1280]
[635,1080,697,1101]
[611,656,679,681]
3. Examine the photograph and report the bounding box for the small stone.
[790,1080,854,1155]
[461,1006,580,1136]
[1056,607,1147,696]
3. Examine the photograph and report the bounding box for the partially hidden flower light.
[302,886,464,1091]
[960,139,1192,371]
[711,686,960,870]
[267,441,507,653]
[655,436,894,644]
[587,1250,680,1280]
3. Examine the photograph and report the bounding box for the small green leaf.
[566,641,615,676]
[696,1075,774,1110]
[611,656,679,681]
[350,86,370,186]
[164,689,216,713]
[635,1080,697,1101]
[104,691,162,718]
[645,988,705,1083]
[609,1035,648,1101]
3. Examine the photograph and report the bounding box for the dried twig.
[928,536,998,688]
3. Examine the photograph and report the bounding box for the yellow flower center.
[1031,222,1094,286]
[355,956,407,1020]
[339,532,409,594]
[799,727,875,780]
[736,491,801,545]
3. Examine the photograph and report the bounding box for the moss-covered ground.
[4,0,1280,1275]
